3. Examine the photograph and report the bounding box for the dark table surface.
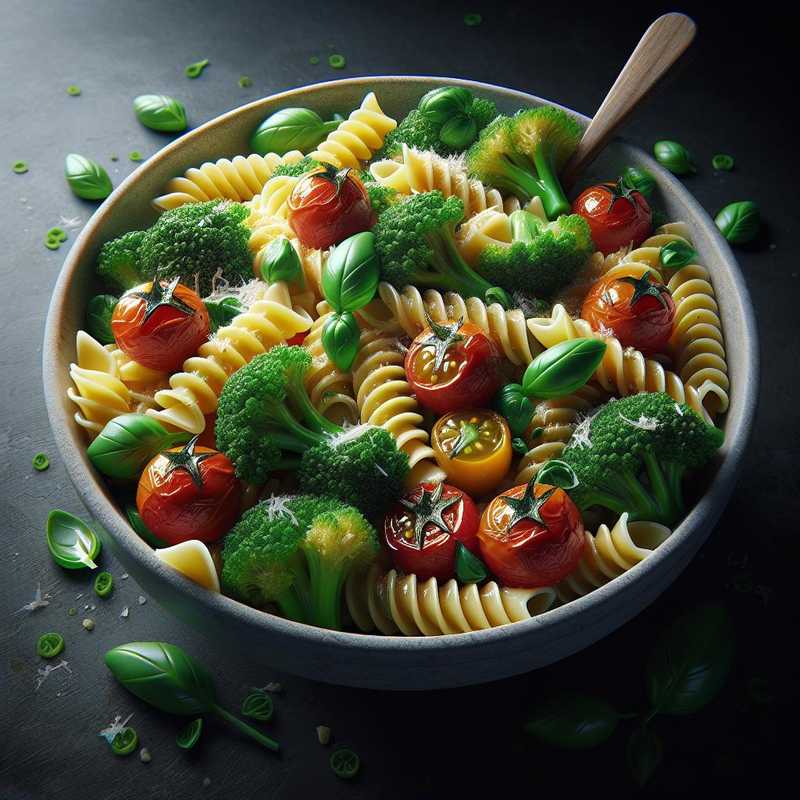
[1,1,796,797]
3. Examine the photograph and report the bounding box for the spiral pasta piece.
[247,174,299,220]
[375,283,540,366]
[607,222,695,270]
[303,309,359,426]
[527,304,714,420]
[345,563,557,635]
[351,326,445,485]
[514,384,609,484]
[557,513,672,602]
[152,151,305,210]
[146,283,312,434]
[67,332,162,437]
[307,92,397,169]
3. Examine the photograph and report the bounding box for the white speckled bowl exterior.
[43,77,758,689]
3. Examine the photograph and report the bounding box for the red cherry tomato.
[288,165,374,250]
[572,181,652,255]
[112,278,209,372]
[478,483,584,587]
[582,270,675,355]
[136,438,242,545]
[286,330,308,346]
[383,482,480,581]
[405,319,501,415]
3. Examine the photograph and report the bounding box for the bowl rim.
[43,75,759,656]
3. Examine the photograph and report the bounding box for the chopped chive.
[32,453,50,471]
[184,59,209,79]
[712,153,734,171]
[328,54,346,69]
[128,151,143,162]
[309,56,320,65]
[67,85,81,96]
[238,75,253,88]
[44,239,61,251]
[12,161,28,174]
[464,12,483,25]
[330,748,360,779]
[47,227,67,242]
[94,571,114,597]
[110,155,119,162]
[37,632,65,659]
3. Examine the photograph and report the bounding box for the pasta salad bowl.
[43,76,758,689]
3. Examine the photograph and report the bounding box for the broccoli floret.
[466,107,582,219]
[470,97,500,131]
[359,170,398,216]
[221,494,378,629]
[374,190,506,305]
[96,230,147,292]
[271,156,322,178]
[560,392,724,526]
[216,346,409,511]
[138,201,252,296]
[478,210,594,296]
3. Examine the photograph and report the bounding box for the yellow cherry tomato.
[431,410,512,497]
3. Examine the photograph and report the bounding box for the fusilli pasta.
[152,151,305,211]
[307,92,397,169]
[247,174,299,220]
[345,563,556,635]
[351,326,446,485]
[145,282,312,434]
[556,513,672,602]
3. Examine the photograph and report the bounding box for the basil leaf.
[455,542,488,583]
[439,114,478,150]
[85,294,118,344]
[627,726,662,787]
[495,383,534,437]
[523,692,620,749]
[204,296,244,334]
[126,506,168,548]
[536,459,579,490]
[259,236,303,285]
[46,509,102,570]
[659,240,697,269]
[511,436,528,455]
[715,201,761,245]
[646,604,734,715]
[485,286,512,309]
[133,94,188,133]
[321,311,361,372]
[418,86,472,124]
[653,140,696,175]
[621,166,656,198]
[250,107,338,156]
[522,339,606,399]
[87,413,189,480]
[64,154,113,200]
[322,231,379,313]
[176,718,203,750]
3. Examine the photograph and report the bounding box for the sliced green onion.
[44,238,61,251]
[12,161,28,174]
[37,632,65,659]
[238,76,253,88]
[94,571,114,598]
[184,59,209,79]
[330,748,360,779]
[32,453,50,471]
[111,727,138,756]
[47,227,67,242]
[328,54,346,69]
[128,151,143,162]
[176,718,203,749]
[712,153,734,171]
[464,12,483,25]
[67,85,81,96]
[309,56,320,65]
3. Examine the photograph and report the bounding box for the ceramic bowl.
[43,76,758,689]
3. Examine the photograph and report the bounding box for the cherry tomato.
[383,482,480,581]
[478,482,584,587]
[288,165,374,250]
[432,410,512,497]
[137,437,242,545]
[405,319,501,415]
[572,180,652,255]
[286,330,308,346]
[581,269,675,355]
[112,278,209,373]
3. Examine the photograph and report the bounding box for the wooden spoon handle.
[561,12,697,188]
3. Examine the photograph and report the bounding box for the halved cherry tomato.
[288,165,374,250]
[405,318,501,415]
[572,180,652,255]
[112,277,209,373]
[137,437,242,545]
[286,330,308,346]
[478,482,584,587]
[432,410,512,497]
[581,269,675,355]
[383,482,480,581]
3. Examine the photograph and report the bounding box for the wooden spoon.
[561,12,697,188]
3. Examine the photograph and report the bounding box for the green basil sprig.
[659,240,697,269]
[260,236,303,285]
[105,642,279,752]
[64,154,113,200]
[87,414,190,480]
[321,311,361,372]
[47,509,101,570]
[522,339,606,399]
[250,107,340,156]
[535,459,578,490]
[204,296,244,334]
[455,542,488,583]
[133,94,188,132]
[621,166,656,198]
[715,201,760,245]
[85,294,118,344]
[495,383,535,437]
[322,231,380,313]
[524,692,622,749]
[653,140,696,176]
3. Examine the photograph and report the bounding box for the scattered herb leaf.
[111,727,138,756]
[176,718,204,749]
[241,690,274,721]
[455,542,488,583]
[523,692,621,749]
[653,140,696,175]
[32,453,50,471]
[133,94,188,133]
[660,239,697,268]
[712,153,734,171]
[464,12,483,25]
[94,571,114,598]
[64,154,113,200]
[184,59,209,79]
[37,632,65,659]
[715,201,761,245]
[67,85,81,96]
[330,748,360,779]
[627,725,663,787]
[13,160,29,174]
[46,509,101,570]
[238,76,253,88]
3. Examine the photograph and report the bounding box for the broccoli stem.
[267,405,327,450]
[303,551,345,630]
[425,229,495,301]
[493,158,545,204]
[531,145,571,219]
[275,589,309,624]
[287,373,341,436]
[619,470,662,522]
